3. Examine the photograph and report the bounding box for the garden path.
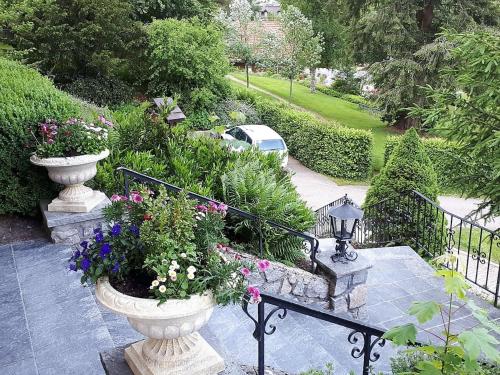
[1,240,497,375]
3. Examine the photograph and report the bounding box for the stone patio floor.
[1,240,498,375]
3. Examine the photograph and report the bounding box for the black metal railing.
[117,167,320,271]
[312,195,362,238]
[313,190,500,306]
[242,292,386,375]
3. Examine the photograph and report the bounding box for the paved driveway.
[288,157,499,230]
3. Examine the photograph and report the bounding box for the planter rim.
[30,149,109,167]
[95,276,215,320]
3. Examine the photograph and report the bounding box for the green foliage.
[130,0,218,22]
[331,71,361,95]
[384,136,475,194]
[299,363,334,375]
[410,30,500,218]
[221,159,314,262]
[147,18,230,111]
[384,256,500,374]
[3,0,146,83]
[0,57,80,215]
[246,94,373,180]
[61,77,134,107]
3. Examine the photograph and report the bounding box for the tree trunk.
[310,67,317,93]
[245,63,250,88]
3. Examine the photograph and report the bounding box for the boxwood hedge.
[0,58,80,215]
[236,92,373,180]
[384,136,474,193]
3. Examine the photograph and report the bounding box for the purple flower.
[95,232,104,243]
[80,241,88,250]
[93,228,102,234]
[196,204,208,213]
[70,249,81,262]
[218,203,228,213]
[69,263,77,272]
[81,258,91,272]
[129,225,140,237]
[111,261,120,273]
[111,223,122,237]
[99,243,111,259]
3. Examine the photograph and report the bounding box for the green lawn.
[230,72,393,171]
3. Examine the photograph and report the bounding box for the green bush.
[384,136,475,194]
[237,91,373,180]
[147,18,230,111]
[0,58,80,215]
[61,77,134,107]
[221,159,314,263]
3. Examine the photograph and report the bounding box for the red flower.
[144,213,153,221]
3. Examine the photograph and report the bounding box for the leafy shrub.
[0,58,80,215]
[61,77,134,107]
[331,74,361,95]
[222,159,314,262]
[147,18,230,111]
[237,91,373,180]
[384,136,476,194]
[364,128,444,251]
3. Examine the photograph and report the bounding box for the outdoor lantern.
[152,97,186,125]
[327,195,364,262]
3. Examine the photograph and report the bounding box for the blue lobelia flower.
[99,243,111,259]
[95,232,104,243]
[81,258,91,272]
[93,228,102,234]
[111,261,120,273]
[111,223,122,237]
[129,224,140,237]
[69,263,77,271]
[80,241,88,250]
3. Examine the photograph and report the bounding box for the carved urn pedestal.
[95,277,224,375]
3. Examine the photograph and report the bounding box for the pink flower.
[131,193,143,203]
[257,259,271,272]
[120,195,128,201]
[111,194,121,202]
[247,286,261,303]
[47,138,54,144]
[196,205,208,213]
[208,201,218,212]
[240,267,251,277]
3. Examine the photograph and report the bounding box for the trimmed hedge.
[384,136,473,193]
[0,58,80,215]
[236,90,373,180]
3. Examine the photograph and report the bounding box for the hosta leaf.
[382,323,417,345]
[408,301,441,324]
[458,327,500,362]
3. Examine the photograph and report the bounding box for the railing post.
[362,333,371,375]
[257,301,265,375]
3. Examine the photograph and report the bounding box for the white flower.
[159,285,166,293]
[170,275,177,281]
[180,253,187,258]
[187,273,195,280]
[159,277,167,282]
[168,270,177,277]
[171,260,178,266]
[187,266,196,274]
[152,280,159,287]
[162,259,168,264]
[169,265,176,271]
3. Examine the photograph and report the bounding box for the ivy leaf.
[436,269,469,299]
[458,327,500,362]
[382,323,417,345]
[408,301,441,324]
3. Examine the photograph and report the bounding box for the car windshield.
[256,139,285,151]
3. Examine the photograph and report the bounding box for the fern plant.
[221,159,314,263]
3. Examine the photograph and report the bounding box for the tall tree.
[346,0,499,129]
[130,0,218,22]
[410,30,500,218]
[281,0,352,92]
[258,5,323,97]
[219,0,259,88]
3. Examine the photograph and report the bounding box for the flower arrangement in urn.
[30,116,112,212]
[70,187,268,375]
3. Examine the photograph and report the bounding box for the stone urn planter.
[30,149,109,213]
[95,277,225,375]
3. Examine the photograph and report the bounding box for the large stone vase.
[95,277,225,375]
[30,149,109,213]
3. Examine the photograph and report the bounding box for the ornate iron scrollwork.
[263,306,287,335]
[471,248,487,264]
[241,295,288,339]
[241,294,259,339]
[348,331,386,362]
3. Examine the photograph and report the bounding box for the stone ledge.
[41,198,111,228]
[100,344,294,375]
[316,240,372,280]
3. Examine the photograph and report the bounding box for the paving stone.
[0,358,38,375]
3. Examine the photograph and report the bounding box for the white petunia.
[159,277,167,282]
[152,280,159,287]
[180,253,187,258]
[159,285,166,293]
[187,273,195,280]
[168,270,177,277]
[187,266,196,274]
